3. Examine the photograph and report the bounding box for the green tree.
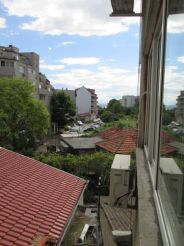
[33,151,114,201]
[107,99,123,114]
[101,110,115,122]
[50,91,76,131]
[162,105,175,126]
[0,77,50,153]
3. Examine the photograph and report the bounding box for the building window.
[28,68,32,74]
[19,66,25,74]
[144,0,184,245]
[157,1,184,245]
[144,15,163,185]
[39,94,45,101]
[1,60,5,67]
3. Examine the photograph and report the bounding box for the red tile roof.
[160,144,177,155]
[160,131,176,144]
[96,127,177,155]
[96,128,138,154]
[0,148,86,246]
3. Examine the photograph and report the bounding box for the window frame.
[144,10,164,188]
[143,0,181,245]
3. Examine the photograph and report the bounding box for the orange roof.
[160,144,177,155]
[0,148,86,246]
[96,127,177,155]
[96,128,138,154]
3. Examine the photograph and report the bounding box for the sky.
[0,0,141,105]
[0,0,183,106]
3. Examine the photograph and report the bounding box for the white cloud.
[48,47,52,50]
[40,63,65,70]
[0,17,7,28]
[48,66,138,104]
[164,66,184,105]
[60,57,101,65]
[168,14,184,33]
[60,41,76,46]
[177,56,184,63]
[0,0,139,36]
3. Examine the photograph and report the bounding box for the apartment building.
[176,91,184,124]
[0,45,54,110]
[120,95,138,108]
[61,86,98,121]
[105,1,184,246]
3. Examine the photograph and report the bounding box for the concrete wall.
[76,87,91,115]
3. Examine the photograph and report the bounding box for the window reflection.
[158,1,184,246]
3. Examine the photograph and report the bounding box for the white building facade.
[176,91,184,124]
[75,86,98,121]
[120,95,138,108]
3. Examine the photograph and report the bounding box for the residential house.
[0,147,86,245]
[101,1,184,246]
[0,45,54,110]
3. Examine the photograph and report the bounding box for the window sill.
[136,148,163,246]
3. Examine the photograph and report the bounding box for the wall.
[76,87,91,115]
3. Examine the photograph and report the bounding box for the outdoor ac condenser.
[109,154,130,207]
[160,157,183,215]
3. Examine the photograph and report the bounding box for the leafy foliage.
[107,99,123,114]
[162,105,175,126]
[100,110,115,122]
[33,151,114,201]
[0,77,50,153]
[99,98,138,123]
[50,91,76,131]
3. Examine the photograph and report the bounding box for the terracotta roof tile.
[160,144,177,155]
[96,128,138,154]
[97,127,177,155]
[0,148,86,245]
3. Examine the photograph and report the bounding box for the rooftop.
[100,197,134,231]
[96,128,138,154]
[96,128,177,155]
[62,136,102,150]
[0,147,86,246]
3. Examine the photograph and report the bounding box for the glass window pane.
[158,1,184,245]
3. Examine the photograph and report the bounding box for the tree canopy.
[50,91,76,131]
[107,99,123,114]
[0,77,50,153]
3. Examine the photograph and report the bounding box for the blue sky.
[0,0,183,106]
[0,0,141,105]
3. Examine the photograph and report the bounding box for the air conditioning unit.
[160,157,183,215]
[109,154,130,207]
